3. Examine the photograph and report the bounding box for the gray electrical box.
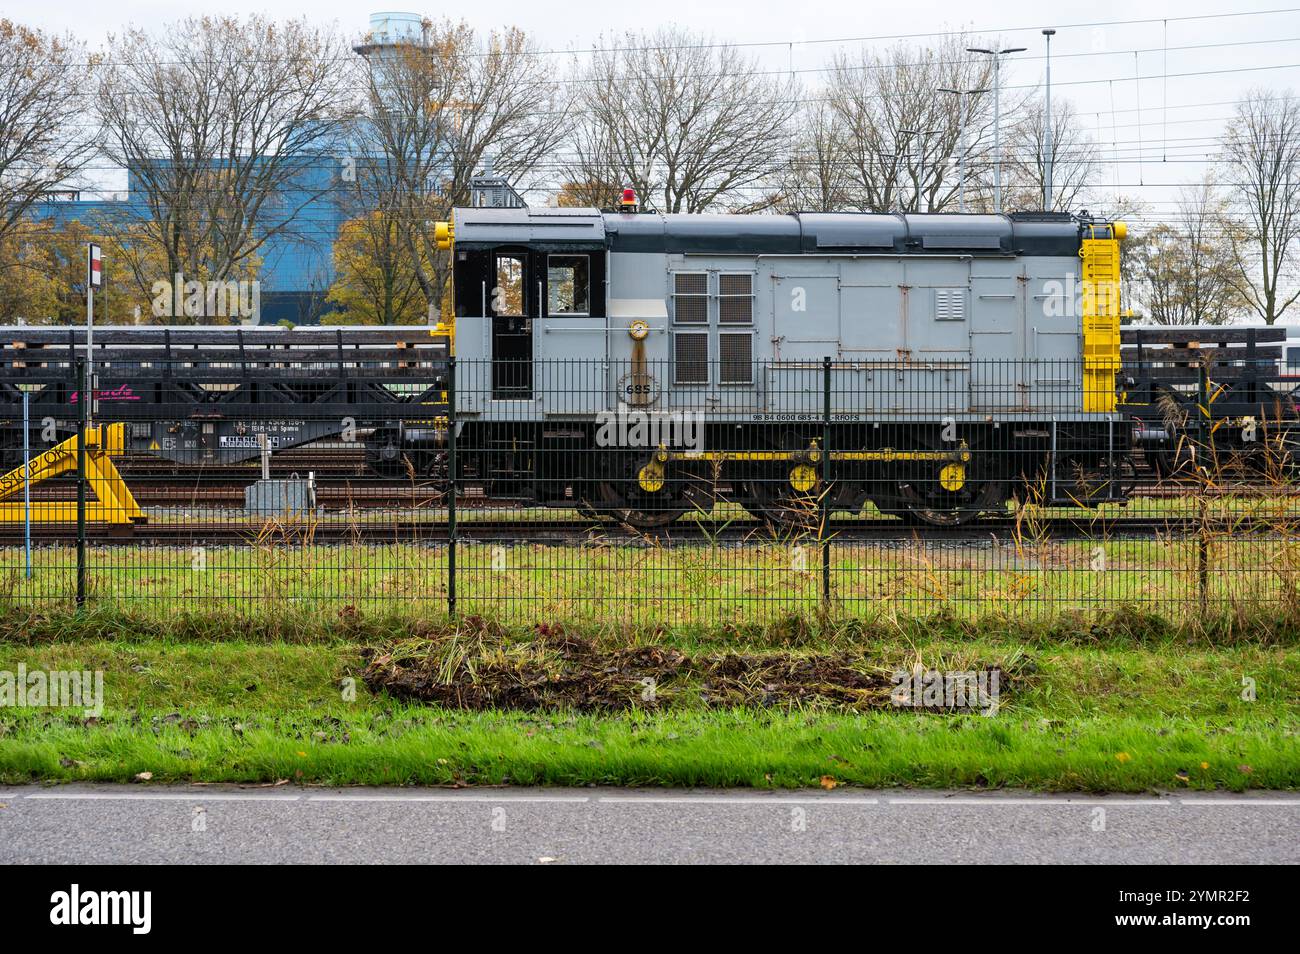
[245,477,316,517]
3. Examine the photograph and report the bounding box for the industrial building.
[24,12,431,326]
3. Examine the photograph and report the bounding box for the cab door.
[491,250,533,398]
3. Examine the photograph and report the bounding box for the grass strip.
[0,636,1294,791]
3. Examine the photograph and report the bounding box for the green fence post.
[447,355,457,617]
[822,355,831,607]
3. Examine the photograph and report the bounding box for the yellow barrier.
[0,423,145,524]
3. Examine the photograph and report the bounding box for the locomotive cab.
[447,207,608,403]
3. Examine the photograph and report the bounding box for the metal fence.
[2,349,1297,626]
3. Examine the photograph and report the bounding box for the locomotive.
[435,203,1132,526]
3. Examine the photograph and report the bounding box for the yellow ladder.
[1080,223,1126,412]
[0,423,146,524]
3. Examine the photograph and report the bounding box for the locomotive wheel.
[573,496,603,522]
[595,480,689,529]
[739,463,822,533]
[893,444,1007,527]
[1062,456,1137,505]
[588,450,720,529]
[897,477,1006,527]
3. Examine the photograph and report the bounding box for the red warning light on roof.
[620,187,638,211]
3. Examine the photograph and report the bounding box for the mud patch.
[361,626,1016,713]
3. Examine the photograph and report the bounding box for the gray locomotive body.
[446,207,1127,526]
[452,208,1094,410]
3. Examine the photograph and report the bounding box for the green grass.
[2,710,1290,791]
[0,625,1295,791]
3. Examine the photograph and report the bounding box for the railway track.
[131,483,435,507]
[24,470,1300,507]
[0,513,1289,545]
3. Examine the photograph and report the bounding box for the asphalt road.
[0,785,1295,864]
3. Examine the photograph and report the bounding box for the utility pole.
[79,243,100,608]
[914,129,940,211]
[891,130,917,211]
[938,87,987,213]
[1043,29,1057,210]
[967,45,1026,213]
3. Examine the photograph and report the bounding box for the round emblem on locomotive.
[617,370,660,407]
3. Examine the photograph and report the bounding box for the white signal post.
[86,243,100,424]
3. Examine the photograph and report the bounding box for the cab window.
[547,255,590,316]
[494,254,525,316]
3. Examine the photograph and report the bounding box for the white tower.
[353,12,428,110]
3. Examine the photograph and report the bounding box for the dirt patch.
[361,625,1014,713]
[695,652,883,708]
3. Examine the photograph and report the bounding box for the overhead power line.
[50,6,1300,67]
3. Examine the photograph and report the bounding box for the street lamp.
[938,86,987,212]
[967,45,1026,213]
[1043,29,1057,210]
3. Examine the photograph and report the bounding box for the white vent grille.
[935,288,966,321]
[673,273,708,323]
[719,273,753,324]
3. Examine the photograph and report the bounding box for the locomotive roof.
[452,208,1086,257]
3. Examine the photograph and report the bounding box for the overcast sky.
[18,0,1300,225]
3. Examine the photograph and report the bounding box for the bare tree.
[560,121,625,209]
[770,101,855,213]
[1133,180,1242,325]
[0,20,93,250]
[1221,89,1300,324]
[95,16,355,319]
[1091,194,1148,316]
[351,20,565,313]
[1004,96,1099,213]
[824,37,1000,213]
[566,28,797,213]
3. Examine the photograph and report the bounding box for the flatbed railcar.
[0,325,452,478]
[1120,324,1300,477]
